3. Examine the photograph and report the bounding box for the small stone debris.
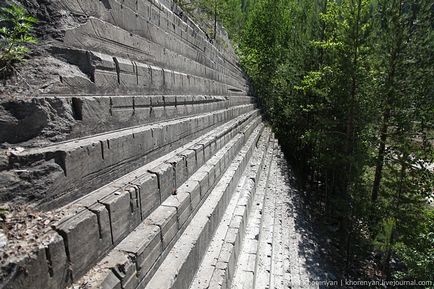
[0,204,64,266]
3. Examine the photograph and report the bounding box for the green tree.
[220,0,433,281]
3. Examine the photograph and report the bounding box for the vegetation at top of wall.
[174,0,245,44]
[0,2,37,79]
[218,0,433,284]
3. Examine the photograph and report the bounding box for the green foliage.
[0,2,37,78]
[235,0,434,281]
[174,0,246,43]
[394,209,434,281]
[373,217,395,252]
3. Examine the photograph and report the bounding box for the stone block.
[134,95,151,107]
[80,96,111,124]
[181,180,201,210]
[94,250,138,289]
[128,129,154,155]
[226,227,242,262]
[99,188,141,244]
[164,105,177,119]
[151,125,165,149]
[87,202,113,247]
[147,206,177,249]
[135,62,152,89]
[190,144,204,167]
[56,208,111,279]
[212,157,223,180]
[46,232,70,288]
[117,224,162,280]
[205,164,216,187]
[166,155,188,189]
[151,106,166,120]
[1,230,70,289]
[180,149,197,176]
[191,171,209,199]
[111,254,138,289]
[130,172,160,219]
[63,141,103,183]
[150,65,164,91]
[209,268,228,289]
[149,162,175,202]
[102,133,136,165]
[163,192,191,229]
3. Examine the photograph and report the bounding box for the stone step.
[125,0,245,78]
[252,154,278,289]
[55,0,244,84]
[226,146,278,289]
[0,112,261,289]
[229,143,277,289]
[152,0,241,70]
[0,3,272,289]
[26,95,254,141]
[51,49,246,96]
[190,134,275,289]
[141,127,270,289]
[67,117,266,289]
[62,17,246,90]
[230,148,314,289]
[6,104,256,208]
[269,172,285,289]
[144,0,242,76]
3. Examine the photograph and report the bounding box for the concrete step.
[66,117,265,289]
[6,104,256,208]
[0,112,261,289]
[190,133,275,289]
[140,127,270,289]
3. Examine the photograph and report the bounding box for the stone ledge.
[67,118,264,289]
[197,135,276,289]
[0,114,261,289]
[52,50,246,96]
[141,125,266,289]
[7,105,255,208]
[63,17,246,89]
[57,0,244,80]
[58,94,254,139]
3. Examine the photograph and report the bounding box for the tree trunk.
[371,109,390,202]
[371,0,403,204]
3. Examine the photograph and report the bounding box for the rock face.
[0,1,291,289]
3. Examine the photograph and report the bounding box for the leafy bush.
[0,3,37,78]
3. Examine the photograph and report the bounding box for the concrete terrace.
[0,1,330,288]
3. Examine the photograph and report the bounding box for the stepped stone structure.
[0,1,319,289]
